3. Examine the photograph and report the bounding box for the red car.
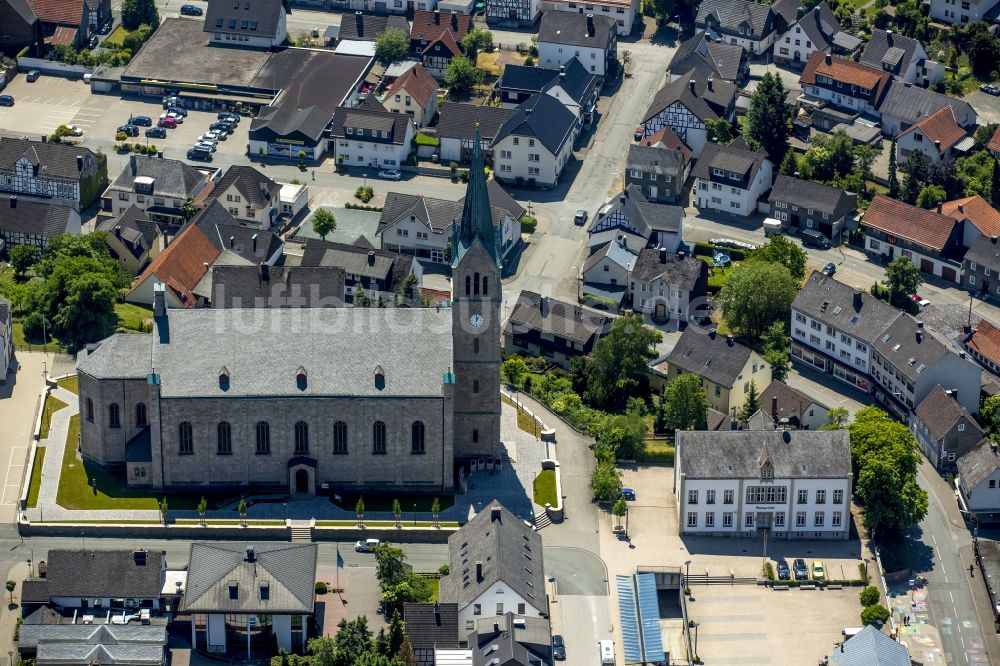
[157,117,177,129]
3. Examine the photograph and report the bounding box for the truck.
[800,228,831,249]
[763,218,783,236]
[598,640,615,665]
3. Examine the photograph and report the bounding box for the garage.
[942,266,957,282]
[920,258,934,274]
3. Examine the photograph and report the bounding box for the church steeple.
[453,128,498,267]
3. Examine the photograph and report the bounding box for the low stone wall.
[500,388,556,443]
[19,522,458,542]
[18,57,92,79]
[540,459,563,522]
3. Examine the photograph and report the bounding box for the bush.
[414,132,440,147]
[354,185,374,203]
[859,585,880,606]
[315,581,328,594]
[764,563,775,581]
[860,604,890,626]
[460,169,469,183]
[438,564,450,575]
[520,215,537,233]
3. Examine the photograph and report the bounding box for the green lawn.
[56,376,78,395]
[641,439,675,464]
[533,469,557,507]
[104,24,129,47]
[39,395,68,440]
[333,494,455,513]
[501,395,538,435]
[12,321,63,353]
[428,577,440,602]
[115,303,152,332]
[26,448,45,508]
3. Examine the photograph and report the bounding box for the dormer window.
[296,366,307,390]
[761,463,773,480]
[347,127,354,134]
[216,17,223,27]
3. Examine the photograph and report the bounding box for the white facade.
[50,594,162,611]
[209,11,287,48]
[382,88,438,129]
[456,580,546,633]
[864,235,962,284]
[279,182,309,219]
[538,41,609,77]
[632,280,695,321]
[791,307,874,393]
[493,132,574,188]
[961,465,1000,512]
[582,249,633,288]
[545,0,637,36]
[380,206,518,263]
[674,476,852,539]
[774,23,824,67]
[1,155,83,207]
[929,0,998,24]
[642,101,712,158]
[704,26,775,56]
[693,160,772,218]
[802,83,879,116]
[214,181,280,229]
[332,122,415,169]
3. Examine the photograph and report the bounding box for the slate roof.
[25,0,81,24]
[191,201,282,261]
[301,239,413,290]
[251,104,332,143]
[691,137,768,189]
[181,542,317,613]
[626,144,687,178]
[213,165,279,212]
[871,315,956,383]
[20,579,50,604]
[589,185,684,240]
[337,11,409,41]
[898,105,966,151]
[537,10,616,50]
[210,265,346,308]
[582,239,638,275]
[770,0,803,32]
[390,62,438,107]
[0,137,94,180]
[127,223,221,308]
[506,290,609,345]
[666,327,755,388]
[957,441,1000,492]
[861,194,957,252]
[668,30,745,82]
[631,248,705,291]
[876,78,975,128]
[792,3,859,54]
[860,28,924,76]
[677,429,852,480]
[498,63,562,93]
[643,69,737,123]
[3,0,38,25]
[470,613,551,666]
[0,198,76,238]
[44,549,163,599]
[828,625,911,666]
[963,234,1000,271]
[942,196,1000,237]
[76,334,154,380]
[640,126,692,161]
[36,643,165,665]
[439,501,545,609]
[768,174,856,216]
[542,57,598,107]
[18,624,166,654]
[758,380,827,426]
[403,603,460,651]
[914,385,980,441]
[203,0,288,39]
[436,102,518,141]
[494,93,576,156]
[696,0,773,37]
[410,9,472,43]
[109,155,208,201]
[378,179,521,238]
[330,105,411,145]
[97,206,161,261]
[792,271,901,344]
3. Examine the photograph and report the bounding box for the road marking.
[1,445,27,504]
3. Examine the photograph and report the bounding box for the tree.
[974,122,998,149]
[197,496,208,526]
[443,242,452,264]
[238,496,248,526]
[992,158,1000,209]
[50,272,119,349]
[705,117,734,144]
[656,373,708,432]
[397,273,418,301]
[752,235,807,280]
[158,497,168,524]
[444,55,484,92]
[396,635,417,666]
[430,496,441,527]
[739,380,760,422]
[354,288,371,308]
[902,150,932,205]
[356,497,365,527]
[779,150,798,176]
[502,356,529,387]
[372,543,409,589]
[585,315,661,409]
[311,208,336,240]
[327,617,374,666]
[182,197,197,222]
[915,184,947,209]
[120,0,158,30]
[592,413,647,460]
[590,460,622,501]
[718,260,798,338]
[9,244,36,281]
[885,256,922,307]
[859,585,880,607]
[820,406,849,430]
[860,604,890,627]
[374,28,409,65]
[392,498,402,528]
[956,150,996,200]
[762,321,790,382]
[461,27,493,59]
[612,497,628,528]
[385,609,406,658]
[5,580,14,603]
[744,72,790,164]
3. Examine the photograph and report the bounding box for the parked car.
[117,124,139,137]
[800,228,830,249]
[193,141,217,153]
[910,294,931,307]
[776,560,790,581]
[355,538,380,552]
[145,127,167,139]
[199,132,221,143]
[25,70,40,82]
[87,34,99,49]
[186,147,212,161]
[210,121,234,134]
[0,95,13,107]
[180,3,203,15]
[130,115,152,127]
[217,111,239,123]
[574,209,588,226]
[621,487,636,501]
[793,558,808,580]
[379,169,402,181]
[157,117,177,129]
[65,125,84,136]
[821,262,836,277]
[552,635,566,661]
[980,83,1000,96]
[812,561,826,580]
[167,107,188,117]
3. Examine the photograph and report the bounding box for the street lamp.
[693,622,699,658]
[684,560,692,586]
[9,649,13,666]
[363,172,368,188]
[413,503,417,527]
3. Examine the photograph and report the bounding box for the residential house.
[210,265,347,308]
[497,59,598,127]
[956,441,1000,522]
[895,106,972,164]
[436,103,518,163]
[410,10,472,78]
[84,0,111,34]
[279,181,309,219]
[492,93,578,188]
[329,102,415,171]
[0,137,102,210]
[640,70,737,157]
[439,501,547,633]
[202,0,289,49]
[624,143,690,204]
[758,380,829,430]
[859,28,943,86]
[26,0,87,48]
[0,196,80,255]
[337,10,409,42]
[378,178,524,264]
[503,290,610,368]
[209,165,281,229]
[945,194,1000,249]
[629,247,707,322]
[911,385,985,469]
[0,295,10,385]
[298,238,420,304]
[32,549,165,610]
[586,185,684,255]
[542,0,638,36]
[798,51,891,116]
[828,625,912,665]
[104,155,215,226]
[861,194,964,284]
[667,29,748,85]
[0,0,41,56]
[694,0,778,56]
[691,137,772,218]
[675,429,853,539]
[581,238,637,308]
[877,79,977,136]
[929,0,1000,25]
[381,63,439,128]
[181,542,318,656]
[497,63,569,108]
[403,603,459,666]
[965,319,1000,376]
[773,3,861,68]
[989,125,1000,158]
[964,235,1000,299]
[470,613,552,666]
[664,327,771,416]
[97,205,166,276]
[639,126,691,152]
[770,0,805,34]
[537,11,617,78]
[17,624,166,666]
[767,174,857,243]
[486,0,539,26]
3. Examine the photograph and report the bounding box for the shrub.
[520,215,537,233]
[763,563,775,580]
[315,581,328,594]
[414,132,440,147]
[354,185,374,203]
[438,564,450,575]
[859,585,880,607]
[460,169,469,183]
[860,604,889,626]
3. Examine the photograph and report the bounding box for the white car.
[355,538,380,552]
[198,133,220,144]
[159,111,182,124]
[65,125,84,136]
[378,169,402,181]
[193,141,217,153]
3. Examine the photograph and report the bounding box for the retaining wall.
[540,458,563,522]
[18,57,93,78]
[19,521,458,541]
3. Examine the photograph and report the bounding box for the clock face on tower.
[469,314,484,328]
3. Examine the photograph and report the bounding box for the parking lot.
[0,73,248,160]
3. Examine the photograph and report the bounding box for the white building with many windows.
[675,429,852,540]
[542,0,638,36]
[691,138,772,218]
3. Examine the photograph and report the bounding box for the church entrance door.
[295,469,309,494]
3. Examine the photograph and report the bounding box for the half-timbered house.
[640,70,736,157]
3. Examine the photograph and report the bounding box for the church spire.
[453,127,498,266]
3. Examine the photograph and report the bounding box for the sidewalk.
[888,583,945,664]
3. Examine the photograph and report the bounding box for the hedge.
[414,132,440,147]
[693,241,748,261]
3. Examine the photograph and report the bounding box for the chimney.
[115,225,121,238]
[356,10,363,33]
[559,65,566,78]
[451,10,458,29]
[917,321,924,329]
[153,283,166,319]
[260,264,270,281]
[491,505,501,521]
[916,329,923,343]
[796,6,804,18]
[367,250,375,266]
[730,417,738,430]
[707,78,714,91]
[229,235,235,248]
[886,29,893,45]
[434,8,440,23]
[689,79,696,94]
[771,395,779,423]
[246,546,256,563]
[659,247,667,263]
[76,155,83,171]
[476,561,483,582]
[824,53,832,65]
[993,236,999,245]
[540,296,549,316]
[434,602,441,623]
[958,204,964,214]
[587,14,595,37]
[726,335,734,347]
[934,139,941,151]
[709,328,717,339]
[853,291,863,309]
[8,196,14,208]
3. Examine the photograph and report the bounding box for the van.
[598,640,614,665]
[800,228,831,249]
[763,217,783,236]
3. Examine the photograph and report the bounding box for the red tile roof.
[800,51,890,103]
[941,195,1000,237]
[861,194,957,251]
[391,62,438,107]
[641,126,692,163]
[990,125,1000,156]
[967,319,1000,367]
[410,9,472,42]
[129,224,221,307]
[26,0,82,25]
[899,106,966,152]
[421,29,461,58]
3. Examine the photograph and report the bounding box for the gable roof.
[759,379,828,425]
[2,0,38,25]
[696,0,773,37]
[494,93,577,155]
[129,223,221,307]
[768,174,856,215]
[792,3,859,55]
[45,549,163,598]
[668,30,746,82]
[17,624,166,651]
[898,105,966,151]
[25,0,81,24]
[403,603,460,651]
[410,9,471,43]
[640,126,693,161]
[914,385,980,441]
[378,180,521,238]
[677,429,852,480]
[0,136,94,180]
[330,105,411,145]
[963,233,1000,271]
[471,613,551,666]
[507,290,609,345]
[583,239,638,274]
[542,57,599,107]
[210,265,346,307]
[191,201,282,261]
[792,271,901,344]
[97,205,162,260]
[627,143,688,177]
[989,125,1000,155]
[538,10,616,50]
[213,165,279,211]
[861,194,958,252]
[877,78,976,128]
[337,11,408,40]
[942,195,1000,237]
[644,69,737,123]
[181,542,317,614]
[251,104,332,143]
[440,501,545,609]
[871,314,957,383]
[299,238,413,290]
[770,0,804,31]
[436,102,518,141]
[829,625,911,666]
[965,318,1000,367]
[203,0,288,38]
[631,248,705,291]
[0,197,75,237]
[109,154,208,200]
[860,28,925,76]
[590,184,684,240]
[498,63,561,93]
[691,137,768,188]
[666,327,755,387]
[420,28,462,58]
[390,62,438,107]
[800,51,891,105]
[957,440,1000,492]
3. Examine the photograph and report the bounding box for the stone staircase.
[289,519,314,542]
[533,511,552,530]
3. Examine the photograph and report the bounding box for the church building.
[75,136,502,494]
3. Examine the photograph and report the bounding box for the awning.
[954,136,976,153]
[179,90,275,105]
